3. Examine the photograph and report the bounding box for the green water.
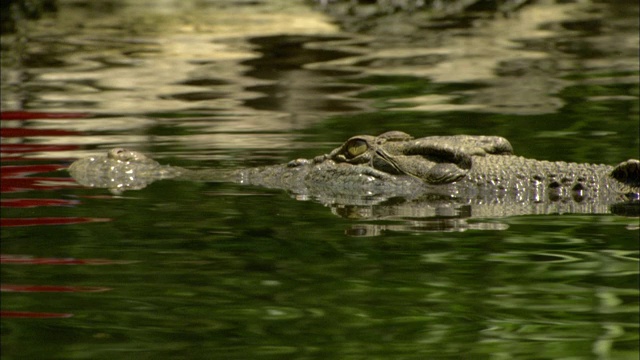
[1,1,639,359]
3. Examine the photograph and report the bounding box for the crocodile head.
[107,147,152,162]
[68,147,183,193]
[319,131,513,184]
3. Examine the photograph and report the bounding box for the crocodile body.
[68,132,639,212]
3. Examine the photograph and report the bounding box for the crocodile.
[68,131,639,218]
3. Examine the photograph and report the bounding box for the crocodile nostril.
[548,181,561,189]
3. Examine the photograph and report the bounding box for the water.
[1,1,639,359]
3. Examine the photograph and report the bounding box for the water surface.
[1,1,638,359]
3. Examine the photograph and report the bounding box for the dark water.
[1,1,639,359]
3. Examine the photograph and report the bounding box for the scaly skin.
[68,133,639,209]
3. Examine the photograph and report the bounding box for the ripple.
[160,91,226,101]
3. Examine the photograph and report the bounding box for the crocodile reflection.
[68,131,639,235]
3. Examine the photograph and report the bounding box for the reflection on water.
[2,0,637,154]
[1,0,639,359]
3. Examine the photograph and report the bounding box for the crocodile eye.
[345,139,368,159]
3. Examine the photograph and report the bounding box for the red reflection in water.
[1,158,111,226]
[1,311,73,319]
[0,217,111,227]
[1,164,65,176]
[0,128,80,137]
[1,198,80,208]
[0,111,90,120]
[0,111,83,158]
[1,164,75,193]
[1,284,111,293]
[0,164,109,226]
[1,144,79,157]
[1,110,112,320]
[0,254,128,265]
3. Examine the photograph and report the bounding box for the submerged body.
[68,132,639,214]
